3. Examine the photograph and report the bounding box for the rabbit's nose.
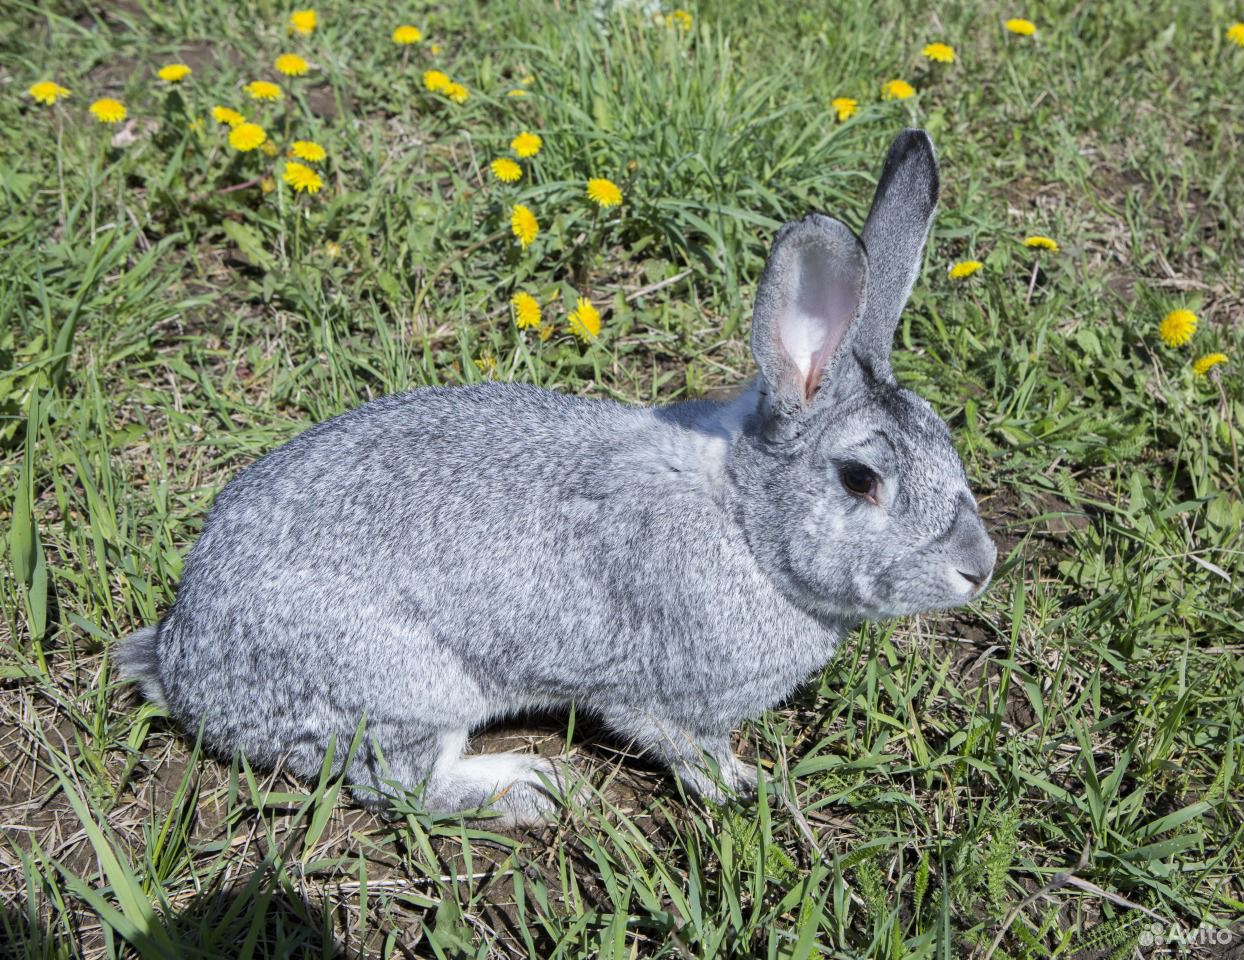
[956,567,987,588]
[948,494,996,591]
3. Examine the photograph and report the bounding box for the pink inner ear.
[802,324,846,401]
[795,262,858,402]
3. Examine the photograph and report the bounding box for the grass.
[1,0,1241,956]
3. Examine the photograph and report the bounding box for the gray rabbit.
[120,130,996,826]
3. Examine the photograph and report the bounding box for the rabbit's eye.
[839,463,879,503]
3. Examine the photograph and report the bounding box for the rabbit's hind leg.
[351,726,566,827]
[425,731,568,827]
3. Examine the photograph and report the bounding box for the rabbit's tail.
[116,625,167,707]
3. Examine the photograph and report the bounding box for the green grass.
[2,0,1242,956]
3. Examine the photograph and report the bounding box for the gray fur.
[118,129,994,825]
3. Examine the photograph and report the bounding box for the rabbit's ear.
[751,213,867,418]
[855,129,939,373]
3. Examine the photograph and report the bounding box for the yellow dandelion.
[444,82,469,103]
[511,291,542,329]
[521,74,535,85]
[423,70,451,92]
[283,161,324,194]
[881,79,915,100]
[474,353,497,377]
[1158,309,1198,348]
[1023,235,1059,252]
[28,81,70,105]
[275,54,309,77]
[948,260,983,279]
[188,117,204,132]
[262,141,279,157]
[1229,22,1244,47]
[228,122,267,152]
[392,24,423,44]
[158,64,192,83]
[511,204,539,248]
[1192,352,1228,376]
[291,140,326,162]
[490,158,523,183]
[831,97,857,121]
[289,9,317,35]
[260,176,276,194]
[244,80,283,101]
[511,131,542,158]
[568,297,602,342]
[212,105,246,127]
[89,98,127,123]
[668,9,693,30]
[430,43,443,55]
[586,177,623,209]
[1006,18,1037,36]
[506,89,527,97]
[324,241,342,258]
[922,42,955,63]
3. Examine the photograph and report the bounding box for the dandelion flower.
[430,43,443,55]
[881,79,915,100]
[831,97,857,121]
[490,158,523,183]
[506,89,527,97]
[283,161,323,194]
[1228,22,1244,46]
[422,70,450,92]
[667,9,693,30]
[89,98,127,123]
[444,81,469,103]
[324,241,342,258]
[586,177,623,209]
[474,353,497,377]
[262,141,279,157]
[275,54,309,77]
[291,140,326,162]
[1023,235,1059,252]
[158,64,192,83]
[511,131,542,158]
[922,42,955,63]
[212,105,246,127]
[28,81,70,105]
[289,9,318,35]
[1192,352,1228,376]
[1159,309,1197,348]
[511,291,541,329]
[1006,18,1037,36]
[392,24,423,44]
[228,122,267,152]
[511,204,539,248]
[568,297,601,342]
[244,80,283,101]
[948,260,983,279]
[260,176,276,194]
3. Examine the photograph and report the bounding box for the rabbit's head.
[730,129,996,620]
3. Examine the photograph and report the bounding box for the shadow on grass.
[0,878,357,959]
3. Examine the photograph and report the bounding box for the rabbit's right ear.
[750,214,867,421]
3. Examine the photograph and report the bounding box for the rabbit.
[119,129,996,826]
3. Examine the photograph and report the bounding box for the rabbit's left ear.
[750,214,867,420]
[855,129,940,375]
